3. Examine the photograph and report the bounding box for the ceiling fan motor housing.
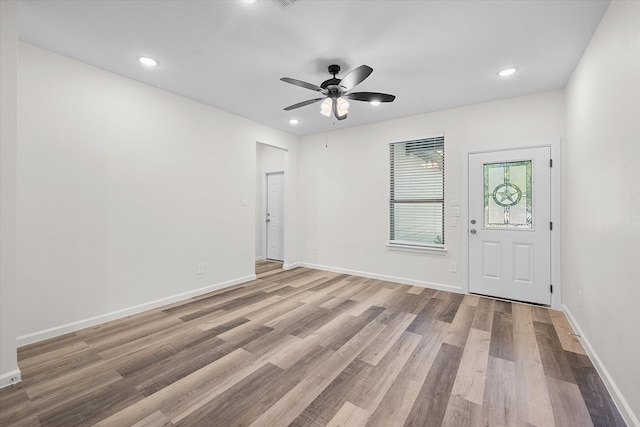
[321,65,343,97]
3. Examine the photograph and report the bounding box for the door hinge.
[550,159,553,167]
[550,221,553,230]
[550,284,553,293]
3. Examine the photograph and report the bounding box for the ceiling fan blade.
[283,98,325,111]
[339,65,373,91]
[346,92,396,103]
[280,77,324,92]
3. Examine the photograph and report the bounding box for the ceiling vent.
[271,0,300,10]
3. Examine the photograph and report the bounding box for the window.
[483,160,532,229]
[389,135,445,249]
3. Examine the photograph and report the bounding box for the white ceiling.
[17,0,610,136]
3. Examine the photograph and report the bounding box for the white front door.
[266,172,284,261]
[468,147,551,305]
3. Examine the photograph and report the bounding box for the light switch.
[450,197,460,206]
[241,196,249,206]
[450,207,460,217]
[449,218,457,227]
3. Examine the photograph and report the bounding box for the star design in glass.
[496,185,518,204]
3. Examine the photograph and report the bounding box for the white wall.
[16,42,299,345]
[0,0,21,388]
[564,1,640,424]
[255,143,286,260]
[297,91,564,291]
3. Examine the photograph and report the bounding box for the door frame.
[461,138,562,309]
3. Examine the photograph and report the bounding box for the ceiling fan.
[281,64,396,121]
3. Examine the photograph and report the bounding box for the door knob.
[470,229,477,234]
[470,219,476,224]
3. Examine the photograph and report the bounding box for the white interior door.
[468,147,551,305]
[266,172,284,261]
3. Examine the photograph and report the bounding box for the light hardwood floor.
[0,261,626,426]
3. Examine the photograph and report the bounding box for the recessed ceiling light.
[138,56,158,67]
[498,67,517,77]
[289,119,299,125]
[370,100,381,106]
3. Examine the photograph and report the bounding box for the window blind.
[390,135,445,247]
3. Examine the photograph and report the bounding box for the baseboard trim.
[0,369,22,389]
[16,274,256,348]
[283,262,301,270]
[562,305,639,427]
[299,262,463,294]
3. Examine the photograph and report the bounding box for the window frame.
[388,134,446,253]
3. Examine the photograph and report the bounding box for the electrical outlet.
[196,263,204,275]
[449,262,457,273]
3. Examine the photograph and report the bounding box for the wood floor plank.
[403,343,463,427]
[434,292,465,323]
[405,286,424,295]
[489,309,515,361]
[365,379,423,427]
[0,265,625,427]
[130,335,230,397]
[264,313,352,370]
[564,351,628,427]
[94,348,261,426]
[462,294,480,307]
[321,306,386,351]
[387,286,436,315]
[173,362,286,426]
[36,376,146,427]
[441,395,482,427]
[512,303,556,427]
[442,303,476,348]
[471,296,495,332]
[18,332,81,361]
[548,309,587,355]
[480,356,520,427]
[345,287,396,317]
[248,320,386,427]
[350,330,422,413]
[449,328,491,405]
[289,358,373,427]
[546,375,594,427]
[357,311,415,366]
[533,320,577,384]
[131,410,174,427]
[326,402,370,427]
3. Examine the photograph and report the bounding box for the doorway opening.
[255,143,287,265]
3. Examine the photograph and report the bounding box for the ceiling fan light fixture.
[336,97,349,117]
[320,98,333,117]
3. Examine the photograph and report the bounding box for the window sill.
[386,242,448,255]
